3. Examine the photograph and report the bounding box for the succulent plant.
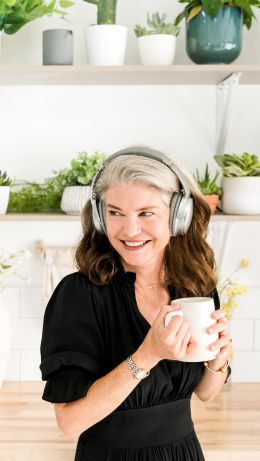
[214,153,260,177]
[134,12,180,38]
[194,164,221,195]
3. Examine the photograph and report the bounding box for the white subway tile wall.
[0,219,259,382]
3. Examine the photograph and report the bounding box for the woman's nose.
[123,217,141,237]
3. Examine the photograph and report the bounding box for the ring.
[229,338,233,342]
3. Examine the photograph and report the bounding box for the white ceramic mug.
[164,297,219,362]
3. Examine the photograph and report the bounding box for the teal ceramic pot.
[186,6,243,64]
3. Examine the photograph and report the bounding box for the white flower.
[0,249,31,291]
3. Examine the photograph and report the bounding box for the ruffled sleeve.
[39,272,106,403]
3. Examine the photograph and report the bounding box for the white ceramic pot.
[0,31,2,63]
[0,300,12,389]
[222,177,260,214]
[0,186,10,214]
[61,186,91,215]
[137,34,176,65]
[84,24,127,65]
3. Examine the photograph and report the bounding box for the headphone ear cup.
[169,193,182,236]
[169,193,194,237]
[91,198,106,233]
[97,200,106,234]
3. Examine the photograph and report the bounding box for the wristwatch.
[125,355,150,380]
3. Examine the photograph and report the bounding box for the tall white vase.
[85,25,127,65]
[0,186,10,214]
[0,300,12,389]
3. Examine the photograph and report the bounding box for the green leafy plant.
[214,153,260,177]
[56,151,106,186]
[174,1,260,30]
[0,170,12,186]
[8,151,106,213]
[82,0,118,24]
[134,12,180,38]
[0,0,74,35]
[8,182,63,212]
[194,163,221,195]
[217,259,250,320]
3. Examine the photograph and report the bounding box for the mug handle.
[164,310,183,327]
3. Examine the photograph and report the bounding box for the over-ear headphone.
[90,146,194,237]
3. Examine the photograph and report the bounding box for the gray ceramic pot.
[43,29,73,65]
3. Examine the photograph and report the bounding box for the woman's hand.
[141,303,198,363]
[207,308,231,370]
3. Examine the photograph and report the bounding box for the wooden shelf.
[0,64,260,85]
[1,213,260,222]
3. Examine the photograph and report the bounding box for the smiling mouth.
[120,240,150,248]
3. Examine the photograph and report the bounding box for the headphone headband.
[91,146,191,200]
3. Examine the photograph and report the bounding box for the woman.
[40,146,231,461]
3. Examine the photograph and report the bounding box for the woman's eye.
[108,210,122,216]
[140,211,153,217]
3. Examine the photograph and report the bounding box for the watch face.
[135,370,146,379]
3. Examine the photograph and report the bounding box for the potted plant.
[0,0,72,34]
[194,164,221,214]
[0,170,12,214]
[174,1,260,64]
[214,152,260,214]
[134,12,180,65]
[0,249,30,388]
[0,1,73,64]
[83,0,127,65]
[60,151,106,215]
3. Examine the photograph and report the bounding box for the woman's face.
[105,183,170,271]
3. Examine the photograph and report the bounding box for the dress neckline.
[113,263,178,328]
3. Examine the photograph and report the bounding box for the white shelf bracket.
[216,72,241,154]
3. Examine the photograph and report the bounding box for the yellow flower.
[239,259,250,269]
[217,259,250,320]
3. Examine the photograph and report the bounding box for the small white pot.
[222,177,260,214]
[0,300,12,389]
[137,34,177,65]
[0,186,10,214]
[0,31,2,62]
[61,186,91,215]
[85,24,127,65]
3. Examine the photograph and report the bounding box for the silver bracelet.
[125,355,150,380]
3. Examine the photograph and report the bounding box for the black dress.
[40,268,223,461]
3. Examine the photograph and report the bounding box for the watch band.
[125,355,150,380]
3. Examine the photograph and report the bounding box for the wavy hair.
[75,152,217,296]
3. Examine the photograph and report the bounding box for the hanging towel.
[43,247,75,305]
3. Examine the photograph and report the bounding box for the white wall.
[0,0,260,382]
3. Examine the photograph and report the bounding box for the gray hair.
[94,153,202,205]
